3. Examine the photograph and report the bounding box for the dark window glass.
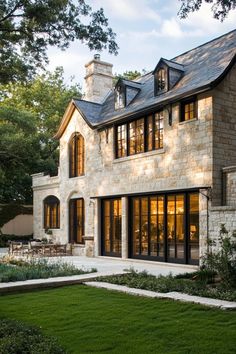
[181,100,196,122]
[69,198,84,244]
[44,196,60,229]
[69,133,84,177]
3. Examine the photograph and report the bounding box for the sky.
[47,0,236,91]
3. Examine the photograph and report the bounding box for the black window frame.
[69,133,85,178]
[44,195,60,229]
[115,111,164,159]
[69,198,85,244]
[180,97,197,122]
[154,67,169,96]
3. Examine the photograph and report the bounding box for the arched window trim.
[69,133,85,178]
[44,195,60,229]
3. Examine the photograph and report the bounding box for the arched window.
[69,198,84,244]
[44,196,60,229]
[69,133,84,178]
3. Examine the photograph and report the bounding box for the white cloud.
[90,0,160,21]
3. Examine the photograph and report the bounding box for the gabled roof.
[55,29,236,138]
[115,78,142,90]
[153,58,185,73]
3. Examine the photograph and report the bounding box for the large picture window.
[44,196,60,229]
[115,111,163,159]
[69,133,84,178]
[69,198,84,244]
[130,192,199,265]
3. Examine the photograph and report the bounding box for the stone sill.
[179,118,198,125]
[113,149,165,164]
[210,206,236,212]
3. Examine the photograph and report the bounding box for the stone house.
[32,30,236,266]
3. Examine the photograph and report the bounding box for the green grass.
[0,259,96,282]
[0,285,236,354]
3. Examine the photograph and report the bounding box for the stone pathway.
[84,281,236,310]
[0,271,126,294]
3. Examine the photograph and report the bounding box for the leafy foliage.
[113,69,146,85]
[178,0,236,21]
[0,318,66,354]
[97,267,236,301]
[0,67,81,203]
[0,258,96,282]
[0,0,118,84]
[203,224,236,288]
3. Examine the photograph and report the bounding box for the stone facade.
[32,43,236,266]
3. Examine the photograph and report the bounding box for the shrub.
[0,318,66,354]
[0,258,97,283]
[203,224,236,288]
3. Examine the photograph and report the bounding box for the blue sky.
[47,0,236,90]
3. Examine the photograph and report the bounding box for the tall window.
[115,111,163,159]
[147,112,163,151]
[128,118,144,155]
[180,99,197,122]
[157,69,166,91]
[69,133,84,178]
[69,198,84,244]
[117,124,126,158]
[44,196,60,229]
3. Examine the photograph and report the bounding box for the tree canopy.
[0,68,81,203]
[178,0,236,21]
[0,0,118,84]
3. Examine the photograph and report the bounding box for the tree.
[178,0,236,21]
[0,0,118,84]
[113,70,147,85]
[0,67,81,203]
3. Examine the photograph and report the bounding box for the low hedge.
[0,234,33,247]
[0,318,66,354]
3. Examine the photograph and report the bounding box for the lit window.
[44,196,60,229]
[69,133,84,178]
[115,111,163,159]
[181,99,197,122]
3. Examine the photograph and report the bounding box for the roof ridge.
[172,28,236,61]
[73,98,102,106]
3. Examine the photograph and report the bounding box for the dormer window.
[153,58,184,96]
[157,69,166,92]
[115,84,125,110]
[115,79,141,110]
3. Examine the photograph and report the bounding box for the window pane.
[147,115,153,151]
[189,193,199,260]
[117,124,126,158]
[136,118,144,153]
[128,121,136,155]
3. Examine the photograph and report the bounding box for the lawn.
[0,285,236,354]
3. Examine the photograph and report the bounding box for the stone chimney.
[84,54,113,103]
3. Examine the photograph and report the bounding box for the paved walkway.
[85,281,236,310]
[50,255,198,276]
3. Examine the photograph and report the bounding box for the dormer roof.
[55,29,236,138]
[153,58,185,74]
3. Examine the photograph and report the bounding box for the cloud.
[90,0,160,21]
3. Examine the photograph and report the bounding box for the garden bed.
[96,268,236,302]
[0,258,96,283]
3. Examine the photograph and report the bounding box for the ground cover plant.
[0,258,96,283]
[0,285,236,354]
[96,268,236,301]
[0,318,66,354]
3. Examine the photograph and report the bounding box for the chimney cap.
[94,53,101,60]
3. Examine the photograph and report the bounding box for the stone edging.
[84,281,236,310]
